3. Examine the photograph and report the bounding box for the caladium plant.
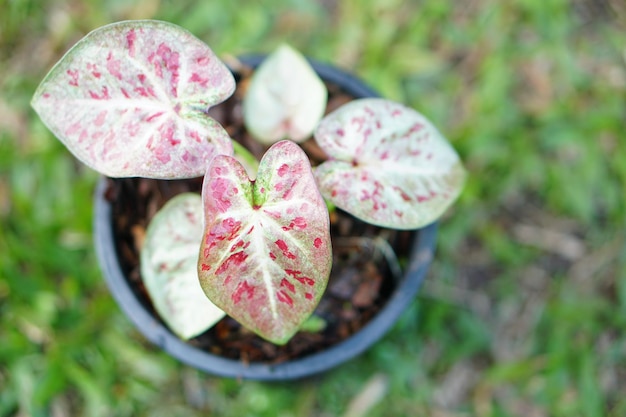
[31,19,235,179]
[314,98,465,229]
[198,140,331,344]
[31,19,465,345]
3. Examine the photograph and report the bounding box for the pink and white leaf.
[243,44,327,145]
[314,98,466,229]
[141,193,226,340]
[31,20,235,179]
[198,140,331,345]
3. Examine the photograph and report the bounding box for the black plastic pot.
[94,57,438,381]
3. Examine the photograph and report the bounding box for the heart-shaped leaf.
[314,98,466,229]
[198,140,332,344]
[141,193,226,340]
[31,20,235,179]
[243,44,328,144]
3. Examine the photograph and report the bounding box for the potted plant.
[31,20,465,380]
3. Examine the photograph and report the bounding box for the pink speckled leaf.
[198,140,331,344]
[314,98,466,229]
[31,20,235,178]
[141,193,225,340]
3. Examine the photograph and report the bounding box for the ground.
[1,0,625,416]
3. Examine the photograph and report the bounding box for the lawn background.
[1,0,625,416]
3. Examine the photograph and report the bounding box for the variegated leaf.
[198,140,332,344]
[242,44,327,144]
[141,193,226,340]
[31,20,235,179]
[314,98,466,229]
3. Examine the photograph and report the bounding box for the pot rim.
[93,57,438,381]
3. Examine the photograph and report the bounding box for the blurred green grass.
[1,0,625,416]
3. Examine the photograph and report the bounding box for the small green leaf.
[299,315,327,333]
[232,140,260,180]
[198,140,332,344]
[243,44,328,144]
[141,193,226,340]
[314,98,466,229]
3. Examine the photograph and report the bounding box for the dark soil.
[104,62,416,364]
